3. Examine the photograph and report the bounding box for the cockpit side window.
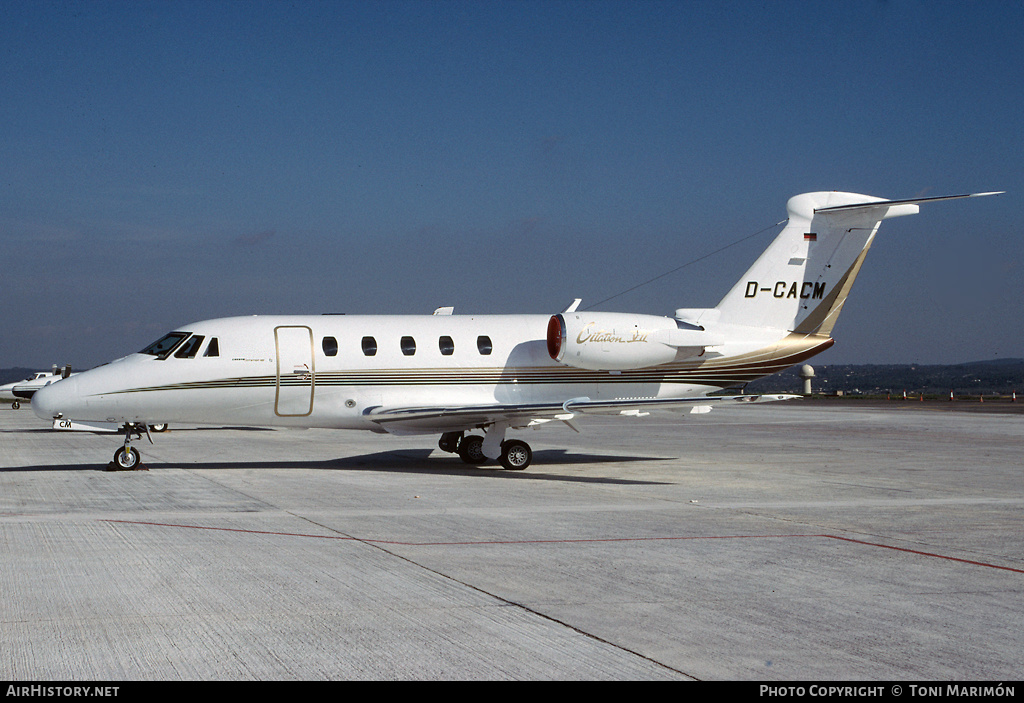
[204,338,220,357]
[174,335,205,359]
[140,331,190,360]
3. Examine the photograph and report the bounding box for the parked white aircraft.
[0,373,45,408]
[32,191,1001,470]
[0,374,40,407]
[1,367,73,409]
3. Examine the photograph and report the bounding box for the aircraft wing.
[364,393,799,435]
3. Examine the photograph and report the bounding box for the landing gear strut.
[438,431,533,471]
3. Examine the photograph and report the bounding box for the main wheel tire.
[113,446,141,470]
[457,435,487,465]
[499,439,532,471]
[149,424,168,433]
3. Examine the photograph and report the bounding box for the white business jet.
[1,367,74,409]
[32,191,1001,470]
[1,373,51,408]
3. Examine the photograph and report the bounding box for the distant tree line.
[0,368,41,386]
[747,359,1024,396]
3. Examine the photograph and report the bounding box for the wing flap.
[365,394,800,434]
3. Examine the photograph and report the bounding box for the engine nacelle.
[547,312,718,371]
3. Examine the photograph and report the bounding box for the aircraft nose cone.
[32,377,75,421]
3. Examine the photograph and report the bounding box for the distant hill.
[963,358,1024,366]
[747,359,1024,395]
[0,368,41,386]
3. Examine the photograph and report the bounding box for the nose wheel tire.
[113,446,141,470]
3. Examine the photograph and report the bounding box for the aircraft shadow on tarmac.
[172,448,672,486]
[6,448,674,485]
[309,448,673,485]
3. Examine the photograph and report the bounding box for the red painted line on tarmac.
[101,519,813,546]
[101,519,1024,573]
[103,519,364,542]
[824,534,1024,574]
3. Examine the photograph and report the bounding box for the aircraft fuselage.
[33,313,821,433]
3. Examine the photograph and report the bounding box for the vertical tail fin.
[714,191,1001,335]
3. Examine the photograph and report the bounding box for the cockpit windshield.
[174,335,205,359]
[139,331,190,360]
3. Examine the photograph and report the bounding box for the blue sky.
[3,0,1021,369]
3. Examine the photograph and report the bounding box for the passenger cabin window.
[361,336,377,356]
[322,336,338,357]
[204,338,219,357]
[174,335,205,359]
[140,331,190,360]
[401,336,416,356]
[439,336,454,355]
[477,335,493,355]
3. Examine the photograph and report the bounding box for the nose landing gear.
[107,423,152,471]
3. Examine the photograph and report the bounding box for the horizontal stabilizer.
[815,191,1003,214]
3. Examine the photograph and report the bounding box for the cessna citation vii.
[33,190,1001,470]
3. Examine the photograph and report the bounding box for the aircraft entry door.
[275,325,314,417]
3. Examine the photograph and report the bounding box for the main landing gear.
[438,431,533,471]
